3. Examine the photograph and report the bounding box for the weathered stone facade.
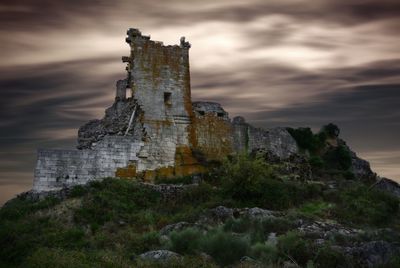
[34,136,143,191]
[33,28,300,192]
[232,116,299,159]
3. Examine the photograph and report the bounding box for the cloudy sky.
[0,0,399,204]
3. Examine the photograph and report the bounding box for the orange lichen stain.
[174,164,205,177]
[142,170,156,182]
[175,146,198,166]
[115,164,137,178]
[191,114,234,161]
[156,166,175,178]
[136,145,206,182]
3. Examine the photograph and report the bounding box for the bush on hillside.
[320,123,340,138]
[249,242,278,264]
[169,228,203,255]
[219,154,275,201]
[277,231,312,266]
[0,196,60,221]
[169,227,249,266]
[73,178,161,228]
[216,154,324,209]
[323,145,353,171]
[286,127,326,153]
[200,229,249,266]
[333,184,399,226]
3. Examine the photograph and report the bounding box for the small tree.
[321,123,340,138]
[220,154,275,201]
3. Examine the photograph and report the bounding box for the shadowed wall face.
[0,0,400,204]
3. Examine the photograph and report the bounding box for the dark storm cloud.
[0,0,400,204]
[1,0,400,32]
[0,0,116,30]
[0,59,122,141]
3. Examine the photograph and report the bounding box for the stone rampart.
[33,136,143,192]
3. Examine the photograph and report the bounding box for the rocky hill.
[1,124,400,268]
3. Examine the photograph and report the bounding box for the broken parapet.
[232,116,299,159]
[77,98,143,149]
[192,101,230,120]
[191,102,234,161]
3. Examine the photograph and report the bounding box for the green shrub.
[299,201,334,218]
[169,228,203,254]
[377,256,400,268]
[309,156,324,168]
[69,185,88,197]
[343,170,356,180]
[250,242,278,263]
[314,244,352,268]
[23,248,132,268]
[323,145,352,171]
[154,175,193,185]
[278,231,312,266]
[0,196,60,221]
[179,182,218,206]
[220,154,275,202]
[320,123,340,138]
[128,231,161,254]
[223,218,252,233]
[261,217,294,234]
[167,227,250,266]
[200,229,249,266]
[73,179,161,227]
[49,227,88,249]
[217,154,324,209]
[287,127,326,153]
[134,255,218,268]
[0,216,54,265]
[334,184,399,226]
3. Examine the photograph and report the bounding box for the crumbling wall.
[232,116,299,159]
[192,102,234,161]
[32,28,301,193]
[33,136,143,192]
[77,98,143,149]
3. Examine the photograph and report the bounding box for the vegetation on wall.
[287,124,355,180]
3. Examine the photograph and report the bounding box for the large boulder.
[375,178,400,198]
[139,250,181,261]
[347,241,399,267]
[159,221,206,236]
[349,150,376,181]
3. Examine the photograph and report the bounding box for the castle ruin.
[33,29,299,192]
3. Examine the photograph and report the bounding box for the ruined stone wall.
[232,116,249,153]
[32,28,301,193]
[33,136,143,192]
[192,102,234,161]
[232,117,299,159]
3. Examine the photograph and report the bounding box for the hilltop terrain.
[1,124,400,268]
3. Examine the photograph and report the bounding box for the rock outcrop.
[139,250,181,261]
[375,177,400,198]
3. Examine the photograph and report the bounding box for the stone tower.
[32,28,299,192]
[117,28,200,178]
